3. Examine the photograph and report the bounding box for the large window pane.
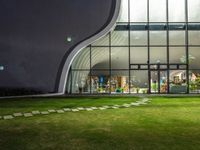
[72,71,90,94]
[188,0,200,22]
[169,47,186,64]
[189,70,200,93]
[189,31,200,45]
[91,47,109,69]
[168,0,185,22]
[189,47,200,69]
[130,70,148,93]
[169,31,185,45]
[130,31,147,45]
[111,47,129,69]
[130,0,147,22]
[130,47,148,64]
[111,31,129,46]
[72,47,90,69]
[150,31,167,45]
[117,0,128,22]
[149,0,166,22]
[169,70,187,93]
[91,70,110,93]
[111,71,129,93]
[150,47,167,63]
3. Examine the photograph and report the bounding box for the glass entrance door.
[150,70,168,93]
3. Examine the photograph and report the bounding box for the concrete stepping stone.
[91,107,98,110]
[77,107,85,111]
[41,111,49,115]
[141,99,149,102]
[63,108,71,111]
[0,116,2,119]
[24,113,33,117]
[13,113,23,117]
[138,102,147,105]
[122,104,131,107]
[56,110,65,113]
[86,108,93,111]
[32,111,40,115]
[72,109,79,112]
[3,115,14,120]
[111,106,119,109]
[48,110,56,113]
[103,106,110,109]
[130,103,140,106]
[99,107,106,110]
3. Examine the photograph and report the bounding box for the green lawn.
[0,96,200,150]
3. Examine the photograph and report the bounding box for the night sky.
[0,0,114,93]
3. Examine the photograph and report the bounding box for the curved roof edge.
[0,0,121,99]
[57,0,121,94]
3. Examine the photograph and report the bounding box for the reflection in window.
[72,71,90,94]
[189,31,200,45]
[189,70,200,93]
[111,71,129,93]
[169,70,187,93]
[130,0,147,22]
[168,0,185,22]
[91,47,109,69]
[189,47,200,69]
[91,70,110,93]
[111,31,128,46]
[72,47,90,69]
[117,0,128,22]
[169,31,185,45]
[188,0,200,22]
[130,31,147,45]
[149,0,166,22]
[150,31,167,45]
[111,47,129,69]
[130,47,148,64]
[169,47,186,64]
[130,71,148,93]
[150,47,167,64]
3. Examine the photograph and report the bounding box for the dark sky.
[0,0,114,92]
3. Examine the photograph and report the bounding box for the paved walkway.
[0,97,150,120]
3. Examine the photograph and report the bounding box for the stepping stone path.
[32,111,40,115]
[63,108,71,111]
[1,97,150,121]
[48,110,56,113]
[13,113,23,117]
[99,107,106,110]
[77,107,85,111]
[41,111,49,115]
[56,110,65,113]
[72,109,79,112]
[3,115,14,120]
[86,108,93,111]
[24,113,33,117]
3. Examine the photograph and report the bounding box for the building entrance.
[150,70,168,94]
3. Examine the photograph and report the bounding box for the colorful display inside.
[67,0,200,94]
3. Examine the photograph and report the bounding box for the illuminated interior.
[67,0,200,94]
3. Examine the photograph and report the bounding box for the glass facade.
[68,0,200,94]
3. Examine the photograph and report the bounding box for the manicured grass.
[0,96,139,116]
[0,96,200,150]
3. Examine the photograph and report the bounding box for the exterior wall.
[68,0,200,95]
[0,0,118,96]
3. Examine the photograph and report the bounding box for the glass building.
[66,0,200,94]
